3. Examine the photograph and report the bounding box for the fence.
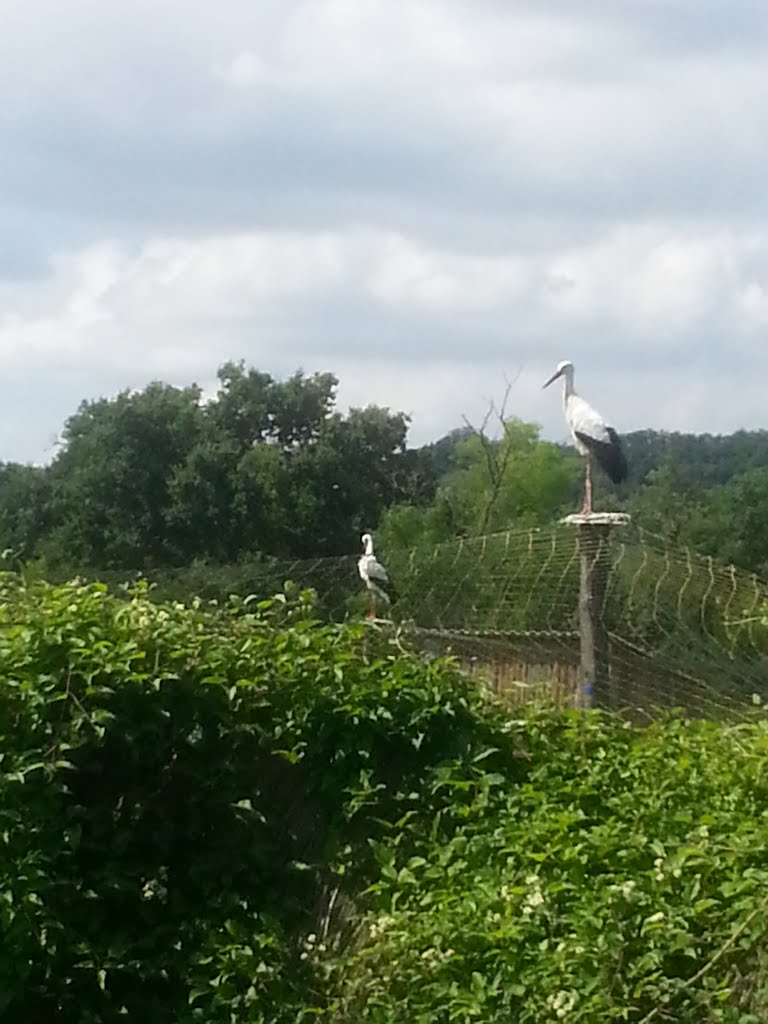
[304,519,768,719]
[81,517,768,721]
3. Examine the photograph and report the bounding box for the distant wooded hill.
[422,426,768,492]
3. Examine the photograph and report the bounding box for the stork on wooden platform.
[357,532,396,620]
[543,360,628,515]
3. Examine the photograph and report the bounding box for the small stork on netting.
[543,360,628,515]
[357,532,395,620]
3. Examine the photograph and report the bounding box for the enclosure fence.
[90,519,768,722]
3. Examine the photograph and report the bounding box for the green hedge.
[1,576,768,1022]
[0,576,504,1022]
[330,713,768,1023]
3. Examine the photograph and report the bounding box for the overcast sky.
[2,0,768,462]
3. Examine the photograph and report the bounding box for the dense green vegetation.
[1,579,768,1022]
[389,426,768,576]
[1,363,768,587]
[0,362,433,572]
[0,577,488,1021]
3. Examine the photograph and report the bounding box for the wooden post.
[562,512,630,710]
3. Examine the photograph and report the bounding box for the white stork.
[357,533,395,620]
[543,360,628,515]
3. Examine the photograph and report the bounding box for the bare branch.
[461,369,522,533]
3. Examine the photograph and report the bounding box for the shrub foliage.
[0,577,767,1022]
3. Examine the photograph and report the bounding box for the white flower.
[141,878,167,901]
[522,889,544,916]
[547,989,578,1017]
[646,911,665,925]
[368,914,395,940]
[521,874,545,916]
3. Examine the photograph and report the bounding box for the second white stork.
[357,532,396,620]
[543,360,628,514]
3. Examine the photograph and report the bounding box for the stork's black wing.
[574,427,628,484]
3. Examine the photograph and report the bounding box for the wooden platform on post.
[560,512,631,710]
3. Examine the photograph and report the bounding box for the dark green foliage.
[414,424,768,576]
[0,576,502,1022]
[43,381,206,567]
[8,363,430,573]
[380,419,579,549]
[0,463,51,561]
[331,711,768,1023]
[4,366,768,580]
[625,429,768,490]
[632,463,768,576]
[2,580,768,1021]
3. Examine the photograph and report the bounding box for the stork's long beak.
[542,368,562,389]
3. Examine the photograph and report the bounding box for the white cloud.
[0,0,768,462]
[367,234,527,312]
[1,216,768,461]
[215,52,272,89]
[739,281,768,329]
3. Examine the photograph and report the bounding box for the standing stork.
[543,360,628,514]
[357,532,395,620]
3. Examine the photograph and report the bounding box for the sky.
[2,0,768,463]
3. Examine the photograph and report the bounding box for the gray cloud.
[0,0,767,462]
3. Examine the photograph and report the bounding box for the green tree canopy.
[44,382,204,568]
[11,363,429,572]
[381,418,579,549]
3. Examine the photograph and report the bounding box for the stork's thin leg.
[580,459,593,514]
[368,592,377,620]
[584,458,593,515]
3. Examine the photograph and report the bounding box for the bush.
[0,575,506,1022]
[330,711,768,1023]
[2,575,768,1022]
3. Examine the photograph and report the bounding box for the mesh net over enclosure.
[89,521,768,721]
[211,521,768,721]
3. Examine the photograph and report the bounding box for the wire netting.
[72,520,768,721]
[239,522,768,720]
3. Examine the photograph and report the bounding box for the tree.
[29,364,426,571]
[42,383,204,568]
[380,418,579,549]
[629,462,768,576]
[165,435,244,563]
[211,362,337,451]
[0,463,51,561]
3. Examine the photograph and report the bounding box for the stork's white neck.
[561,366,575,401]
[364,536,374,556]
